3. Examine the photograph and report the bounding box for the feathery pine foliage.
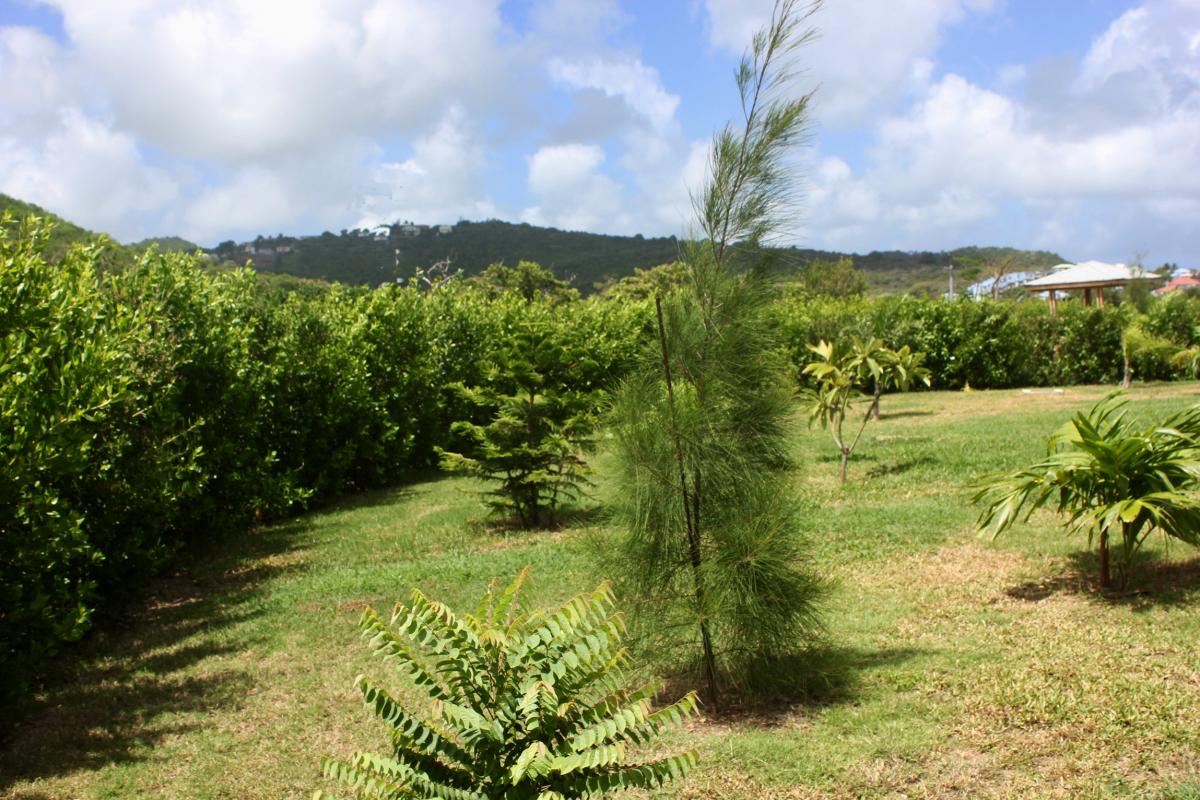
[607,0,824,708]
[439,315,603,528]
[973,392,1200,589]
[314,571,699,800]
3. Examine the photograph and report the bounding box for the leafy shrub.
[777,294,1139,390]
[803,339,930,481]
[1144,292,1200,346]
[0,217,650,711]
[0,221,134,705]
[1126,327,1181,382]
[315,572,698,799]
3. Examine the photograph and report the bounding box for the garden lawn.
[2,384,1200,799]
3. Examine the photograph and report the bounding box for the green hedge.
[773,293,1190,389]
[0,220,646,712]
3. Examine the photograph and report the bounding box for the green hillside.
[0,194,1063,296]
[212,220,683,290]
[129,235,201,253]
[212,219,1063,296]
[0,194,107,262]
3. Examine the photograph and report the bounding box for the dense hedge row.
[0,221,646,710]
[773,292,1193,389]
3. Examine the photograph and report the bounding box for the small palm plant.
[972,393,1200,589]
[315,570,699,800]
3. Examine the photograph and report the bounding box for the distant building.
[437,224,453,235]
[1155,273,1200,295]
[374,229,390,241]
[399,224,422,237]
[276,245,292,254]
[965,271,1040,299]
[244,244,257,254]
[1024,261,1162,314]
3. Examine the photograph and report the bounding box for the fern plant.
[315,571,699,800]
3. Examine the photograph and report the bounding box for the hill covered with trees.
[1,193,1063,296]
[211,218,1064,296]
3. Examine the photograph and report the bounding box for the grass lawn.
[2,384,1200,799]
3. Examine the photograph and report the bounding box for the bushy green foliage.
[470,260,579,305]
[440,314,602,528]
[973,393,1200,588]
[776,294,1141,389]
[1144,292,1200,346]
[790,256,867,298]
[1,220,138,702]
[315,572,699,800]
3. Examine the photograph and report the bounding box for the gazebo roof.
[1024,261,1160,291]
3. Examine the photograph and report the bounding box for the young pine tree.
[440,315,599,529]
[606,0,824,710]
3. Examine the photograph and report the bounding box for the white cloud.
[354,108,498,230]
[521,143,630,232]
[0,109,177,240]
[184,167,294,243]
[702,0,999,126]
[549,56,680,133]
[801,0,1200,263]
[42,0,514,163]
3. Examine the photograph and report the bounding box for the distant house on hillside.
[437,224,453,235]
[373,228,390,241]
[965,271,1041,299]
[399,224,422,237]
[276,245,292,254]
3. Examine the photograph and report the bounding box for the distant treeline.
[210,218,1065,297]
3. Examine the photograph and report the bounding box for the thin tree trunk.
[872,381,882,420]
[655,295,720,711]
[1098,528,1111,589]
[839,449,849,483]
[1122,335,1132,388]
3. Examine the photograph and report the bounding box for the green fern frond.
[316,572,697,799]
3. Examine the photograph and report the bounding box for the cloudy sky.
[1,0,1197,264]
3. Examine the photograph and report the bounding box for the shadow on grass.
[1004,550,1200,608]
[299,471,445,517]
[0,571,269,789]
[0,473,440,791]
[473,503,607,535]
[663,644,925,723]
[865,455,935,478]
[880,409,935,420]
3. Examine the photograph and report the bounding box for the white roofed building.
[1023,261,1162,314]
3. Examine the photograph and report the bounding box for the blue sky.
[1,0,1197,266]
